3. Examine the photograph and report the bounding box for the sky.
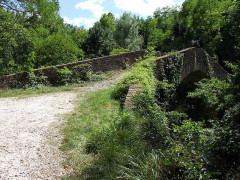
[59,0,183,29]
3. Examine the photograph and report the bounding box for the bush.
[71,64,91,82]
[12,71,49,89]
[36,33,84,66]
[56,67,73,85]
[111,56,156,106]
[110,48,129,55]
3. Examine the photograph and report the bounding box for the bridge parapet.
[124,47,229,109]
[180,48,209,81]
[155,47,229,83]
[0,50,145,89]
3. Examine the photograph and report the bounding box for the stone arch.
[177,70,209,97]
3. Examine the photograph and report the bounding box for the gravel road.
[0,93,76,180]
[0,72,127,180]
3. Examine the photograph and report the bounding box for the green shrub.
[56,67,73,85]
[36,33,84,66]
[12,71,49,89]
[111,56,156,106]
[184,76,240,178]
[71,64,91,82]
[187,78,230,121]
[25,71,49,88]
[110,48,129,55]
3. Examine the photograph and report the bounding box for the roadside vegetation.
[62,88,121,180]
[0,70,120,98]
[62,51,240,179]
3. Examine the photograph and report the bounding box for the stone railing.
[124,47,229,109]
[0,50,145,89]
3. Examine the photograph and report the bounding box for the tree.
[35,32,83,66]
[84,23,104,56]
[99,13,116,55]
[0,0,86,73]
[84,13,116,56]
[139,17,157,48]
[0,0,61,30]
[114,13,143,51]
[100,13,115,32]
[0,7,34,75]
[63,24,88,51]
[179,0,233,58]
[216,0,240,64]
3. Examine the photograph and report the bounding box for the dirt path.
[0,72,127,180]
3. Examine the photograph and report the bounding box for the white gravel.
[0,93,77,180]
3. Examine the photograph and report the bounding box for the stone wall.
[155,47,229,81]
[180,47,209,81]
[124,84,142,109]
[0,50,145,89]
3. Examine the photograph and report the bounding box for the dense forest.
[0,0,239,76]
[1,0,240,179]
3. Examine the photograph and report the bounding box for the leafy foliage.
[1,0,239,76]
[114,13,143,51]
[0,7,34,75]
[36,33,83,66]
[110,48,129,55]
[74,52,240,179]
[1,1,240,179]
[111,55,156,106]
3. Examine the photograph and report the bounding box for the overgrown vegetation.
[62,88,121,180]
[63,52,240,179]
[0,70,120,98]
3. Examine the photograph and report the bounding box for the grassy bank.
[62,88,121,179]
[61,55,160,179]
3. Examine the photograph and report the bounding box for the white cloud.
[63,0,182,28]
[75,0,107,19]
[114,0,178,16]
[63,16,96,28]
[91,0,105,3]
[114,14,120,19]
[63,0,108,28]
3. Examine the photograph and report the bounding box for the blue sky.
[59,0,183,29]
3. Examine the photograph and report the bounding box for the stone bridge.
[125,47,229,107]
[155,47,229,96]
[0,47,228,90]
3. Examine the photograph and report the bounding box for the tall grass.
[62,55,169,179]
[62,88,121,179]
[62,52,229,179]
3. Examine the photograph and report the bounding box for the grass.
[0,84,83,98]
[60,56,160,179]
[61,88,121,179]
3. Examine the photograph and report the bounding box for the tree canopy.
[0,0,239,75]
